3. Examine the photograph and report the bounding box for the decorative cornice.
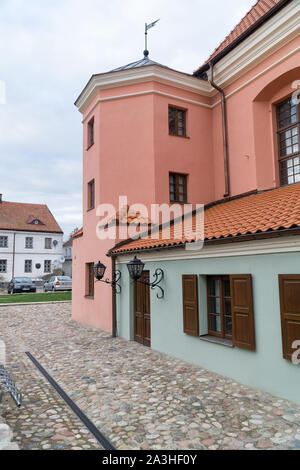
[75,66,210,113]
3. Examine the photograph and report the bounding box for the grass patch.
[0,291,72,304]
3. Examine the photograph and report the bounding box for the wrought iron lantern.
[93,261,107,281]
[127,256,145,282]
[93,261,121,294]
[127,256,164,299]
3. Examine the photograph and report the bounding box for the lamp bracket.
[137,269,164,299]
[96,270,122,294]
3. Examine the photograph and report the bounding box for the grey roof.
[110,55,172,72]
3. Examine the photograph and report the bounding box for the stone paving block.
[0,303,300,450]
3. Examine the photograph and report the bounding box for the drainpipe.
[111,255,117,338]
[208,62,230,198]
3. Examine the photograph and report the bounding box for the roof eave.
[110,226,300,257]
[194,0,292,78]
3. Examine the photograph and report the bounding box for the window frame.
[0,260,7,273]
[0,236,8,248]
[25,237,33,249]
[45,238,52,250]
[87,179,95,211]
[86,263,95,298]
[169,172,188,204]
[276,95,300,186]
[168,106,187,138]
[87,117,95,150]
[24,260,32,273]
[207,275,233,341]
[44,260,51,274]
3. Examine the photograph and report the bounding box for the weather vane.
[144,19,160,58]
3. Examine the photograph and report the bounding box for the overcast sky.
[0,0,255,239]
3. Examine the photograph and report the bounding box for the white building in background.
[62,238,72,277]
[0,195,63,283]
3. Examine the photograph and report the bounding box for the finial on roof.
[144,19,160,59]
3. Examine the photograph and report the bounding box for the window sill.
[86,143,95,151]
[84,296,94,300]
[199,335,234,348]
[87,207,95,213]
[169,134,190,139]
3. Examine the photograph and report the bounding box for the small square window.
[169,106,187,137]
[45,238,52,249]
[44,260,51,273]
[25,260,32,273]
[86,263,94,298]
[87,117,95,149]
[169,173,187,203]
[88,179,95,211]
[0,236,8,248]
[25,237,33,249]
[0,260,7,273]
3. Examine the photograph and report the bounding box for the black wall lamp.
[93,261,122,294]
[127,256,164,299]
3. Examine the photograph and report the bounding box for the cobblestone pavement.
[0,303,300,450]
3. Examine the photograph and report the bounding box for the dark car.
[7,278,36,294]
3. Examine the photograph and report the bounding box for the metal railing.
[0,364,22,407]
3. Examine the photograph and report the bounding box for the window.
[24,260,32,273]
[25,237,33,249]
[44,260,51,273]
[45,238,52,249]
[169,106,187,137]
[87,117,95,149]
[277,96,300,186]
[207,276,232,339]
[182,274,256,350]
[0,260,7,273]
[0,236,8,248]
[88,179,95,210]
[86,263,94,298]
[169,173,187,203]
[279,275,300,362]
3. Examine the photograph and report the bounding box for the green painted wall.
[116,252,300,405]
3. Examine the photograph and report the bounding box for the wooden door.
[134,271,151,347]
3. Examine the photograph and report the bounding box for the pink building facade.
[72,0,300,333]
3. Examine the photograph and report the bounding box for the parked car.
[7,278,36,294]
[43,276,72,292]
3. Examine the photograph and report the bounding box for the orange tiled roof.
[111,183,300,254]
[0,201,63,233]
[195,0,285,73]
[71,227,83,239]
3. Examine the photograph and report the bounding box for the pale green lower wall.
[116,252,300,405]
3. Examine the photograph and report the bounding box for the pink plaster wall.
[72,34,300,332]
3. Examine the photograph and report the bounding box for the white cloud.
[0,0,255,238]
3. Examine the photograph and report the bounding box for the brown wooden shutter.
[279,275,300,362]
[230,275,255,351]
[182,275,199,336]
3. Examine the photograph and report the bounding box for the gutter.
[208,62,230,197]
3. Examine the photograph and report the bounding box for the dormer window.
[277,96,300,186]
[27,216,44,226]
